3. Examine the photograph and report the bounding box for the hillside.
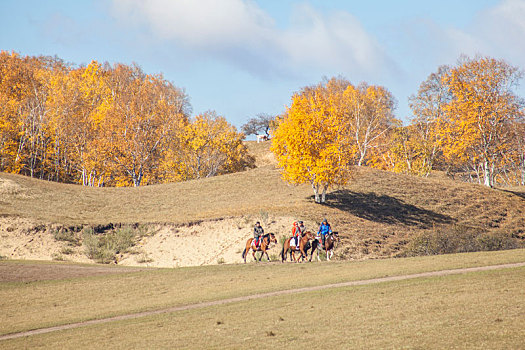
[1,140,525,265]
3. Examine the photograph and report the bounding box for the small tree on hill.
[241,113,274,138]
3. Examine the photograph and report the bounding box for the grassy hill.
[1,141,525,261]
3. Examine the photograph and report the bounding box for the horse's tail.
[241,248,246,259]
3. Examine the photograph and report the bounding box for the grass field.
[1,249,525,348]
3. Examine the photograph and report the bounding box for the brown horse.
[281,231,313,262]
[310,232,340,261]
[242,233,277,263]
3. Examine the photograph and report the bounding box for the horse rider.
[292,221,303,248]
[253,221,264,248]
[298,220,305,234]
[317,219,332,247]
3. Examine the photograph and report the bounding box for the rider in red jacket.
[292,221,303,248]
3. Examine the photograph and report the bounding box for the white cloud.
[110,0,396,80]
[475,0,525,66]
[112,0,273,48]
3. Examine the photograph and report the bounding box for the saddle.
[289,237,301,250]
[252,239,262,250]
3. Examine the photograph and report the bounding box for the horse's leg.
[259,247,269,262]
[282,240,289,262]
[265,250,270,262]
[309,240,316,262]
[299,245,305,262]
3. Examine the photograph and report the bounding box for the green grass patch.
[83,226,138,264]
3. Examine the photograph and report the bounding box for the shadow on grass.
[499,189,525,200]
[320,190,454,228]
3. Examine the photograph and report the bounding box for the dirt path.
[1,261,524,341]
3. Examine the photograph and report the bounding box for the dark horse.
[310,232,340,261]
[281,231,313,262]
[242,233,277,263]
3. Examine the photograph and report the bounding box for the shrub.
[403,225,523,257]
[477,232,520,251]
[53,229,81,246]
[52,253,65,261]
[83,226,137,264]
[60,247,75,255]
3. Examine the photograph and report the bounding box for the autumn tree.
[169,111,253,180]
[407,65,451,176]
[0,52,66,179]
[46,61,113,185]
[102,64,190,186]
[271,79,353,203]
[344,83,397,166]
[440,56,524,187]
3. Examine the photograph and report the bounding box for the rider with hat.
[291,221,303,248]
[253,222,264,248]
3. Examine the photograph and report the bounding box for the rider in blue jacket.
[317,219,332,246]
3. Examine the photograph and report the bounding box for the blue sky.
[1,0,524,129]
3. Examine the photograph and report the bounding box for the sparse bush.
[0,255,7,260]
[136,224,152,238]
[60,247,74,255]
[108,227,135,254]
[83,226,137,264]
[53,229,81,246]
[217,257,225,264]
[477,232,521,251]
[402,225,523,257]
[52,253,65,261]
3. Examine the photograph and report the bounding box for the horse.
[281,231,313,262]
[310,232,340,261]
[242,233,277,263]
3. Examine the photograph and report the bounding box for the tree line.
[0,51,253,186]
[272,56,525,202]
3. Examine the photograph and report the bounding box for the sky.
[1,0,525,130]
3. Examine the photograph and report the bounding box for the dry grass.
[1,251,524,348]
[1,249,524,337]
[1,141,525,259]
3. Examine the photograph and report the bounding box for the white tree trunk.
[312,182,320,203]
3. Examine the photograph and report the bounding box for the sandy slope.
[0,217,91,263]
[119,215,306,267]
[0,215,316,267]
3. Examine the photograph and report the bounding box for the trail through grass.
[2,266,524,349]
[1,249,524,337]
